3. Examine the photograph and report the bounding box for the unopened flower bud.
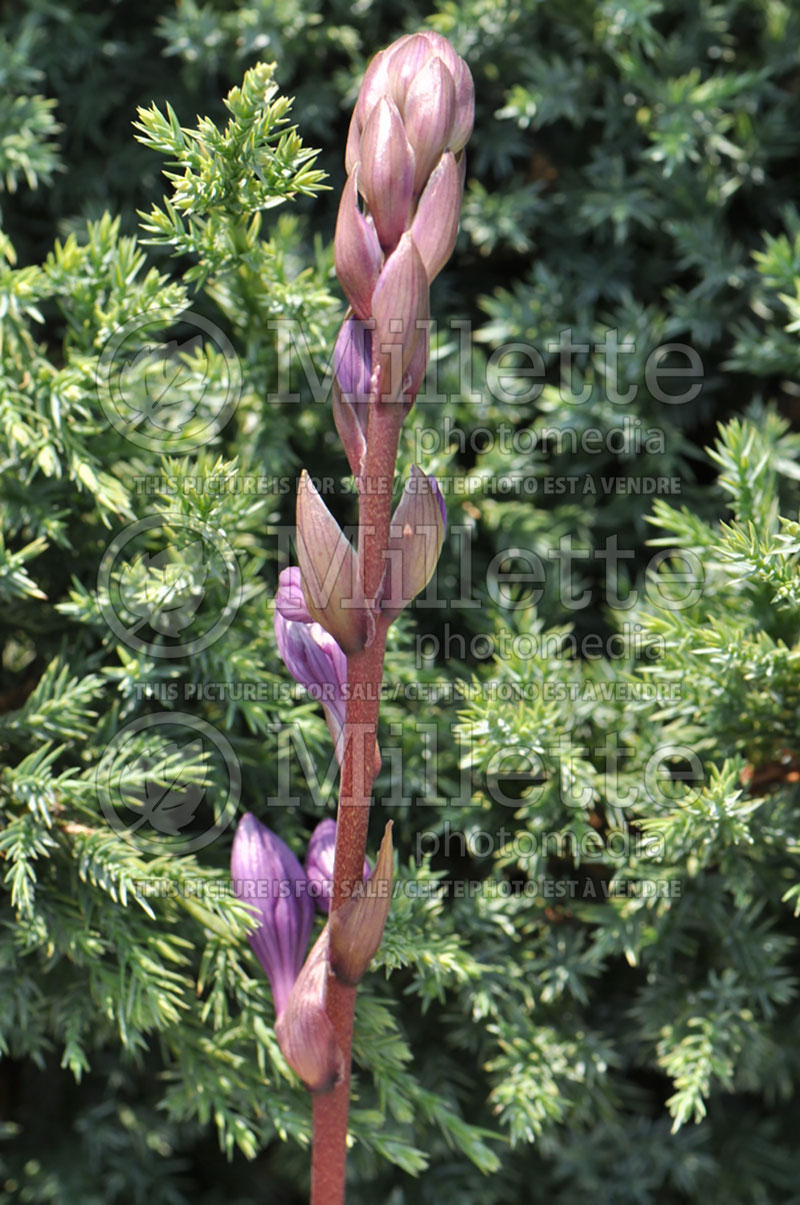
[333,317,371,417]
[410,151,463,283]
[230,813,314,1018]
[274,605,348,764]
[353,47,392,131]
[329,821,394,986]
[275,565,313,623]
[359,96,416,253]
[332,315,373,477]
[275,927,345,1093]
[449,59,475,152]
[411,33,474,152]
[371,233,429,404]
[305,818,371,914]
[334,168,383,321]
[386,33,433,111]
[296,470,366,654]
[380,467,446,619]
[403,56,456,194]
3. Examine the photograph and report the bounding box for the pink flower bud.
[329,821,394,986]
[358,96,415,253]
[380,466,446,619]
[410,151,463,283]
[403,56,456,194]
[296,470,366,654]
[275,927,345,1093]
[385,33,433,111]
[334,168,383,321]
[413,33,474,152]
[353,47,392,131]
[371,233,429,404]
[344,111,361,175]
[450,59,475,152]
[417,31,461,77]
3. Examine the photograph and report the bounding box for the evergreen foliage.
[2,1,800,1201]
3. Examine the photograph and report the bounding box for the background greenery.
[2,0,800,1201]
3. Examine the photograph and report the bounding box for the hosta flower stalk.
[237,29,474,1205]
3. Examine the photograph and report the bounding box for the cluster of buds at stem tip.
[230,814,392,1092]
[280,32,470,664]
[334,31,474,470]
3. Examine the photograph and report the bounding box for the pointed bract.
[230,813,314,1018]
[386,34,433,112]
[371,233,429,404]
[296,470,366,654]
[401,318,430,410]
[450,59,475,152]
[381,466,446,619]
[403,57,456,194]
[329,822,394,986]
[275,927,345,1093]
[353,47,392,130]
[334,169,383,320]
[410,151,463,283]
[332,379,368,479]
[418,31,461,78]
[344,111,361,175]
[358,96,415,254]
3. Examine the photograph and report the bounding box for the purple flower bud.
[305,818,371,914]
[334,168,383,321]
[371,233,430,404]
[381,466,446,619]
[329,821,394,986]
[274,608,348,763]
[403,57,456,195]
[230,813,314,1019]
[359,96,416,254]
[332,317,372,474]
[410,151,463,283]
[333,317,372,411]
[275,927,345,1093]
[296,470,366,654]
[275,565,313,624]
